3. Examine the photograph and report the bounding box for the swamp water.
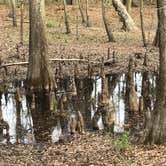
[0,73,156,144]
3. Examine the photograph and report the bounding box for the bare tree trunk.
[27,0,57,142]
[15,86,22,143]
[102,0,115,42]
[126,0,132,13]
[66,0,72,5]
[141,54,152,111]
[85,0,90,27]
[112,0,137,31]
[10,0,17,26]
[27,0,55,92]
[140,0,147,47]
[100,61,114,132]
[77,0,85,24]
[153,0,159,47]
[0,91,3,136]
[63,0,71,33]
[153,24,159,47]
[142,0,166,144]
[125,58,138,114]
[20,0,24,44]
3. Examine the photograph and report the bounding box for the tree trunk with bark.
[140,0,147,47]
[153,0,159,47]
[27,0,57,142]
[10,0,17,26]
[153,24,159,47]
[100,61,114,132]
[66,0,72,5]
[63,0,71,33]
[78,0,85,24]
[112,0,137,31]
[20,0,24,44]
[85,0,90,27]
[126,0,132,13]
[141,0,166,144]
[102,0,115,42]
[27,0,55,92]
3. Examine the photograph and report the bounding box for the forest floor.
[0,132,166,166]
[0,2,159,80]
[0,2,166,166]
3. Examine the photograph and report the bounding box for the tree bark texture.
[85,0,90,27]
[78,0,85,24]
[151,0,166,144]
[112,0,137,31]
[142,0,166,144]
[10,0,17,26]
[140,0,147,47]
[27,0,55,92]
[153,0,160,47]
[63,0,71,33]
[126,0,132,13]
[102,0,115,42]
[20,1,24,44]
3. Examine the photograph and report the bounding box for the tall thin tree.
[102,0,115,42]
[140,0,147,47]
[10,0,17,26]
[20,0,24,44]
[78,0,85,24]
[126,0,132,13]
[63,0,71,33]
[85,0,90,27]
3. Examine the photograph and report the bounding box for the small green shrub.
[113,132,130,152]
[46,22,54,28]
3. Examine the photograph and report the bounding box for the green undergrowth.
[113,132,131,152]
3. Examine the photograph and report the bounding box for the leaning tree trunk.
[10,0,17,26]
[102,0,115,42]
[142,0,166,144]
[112,0,137,31]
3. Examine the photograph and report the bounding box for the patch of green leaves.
[46,22,55,28]
[113,132,131,152]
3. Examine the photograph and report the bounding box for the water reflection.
[113,74,125,133]
[2,93,16,144]
[0,72,157,144]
